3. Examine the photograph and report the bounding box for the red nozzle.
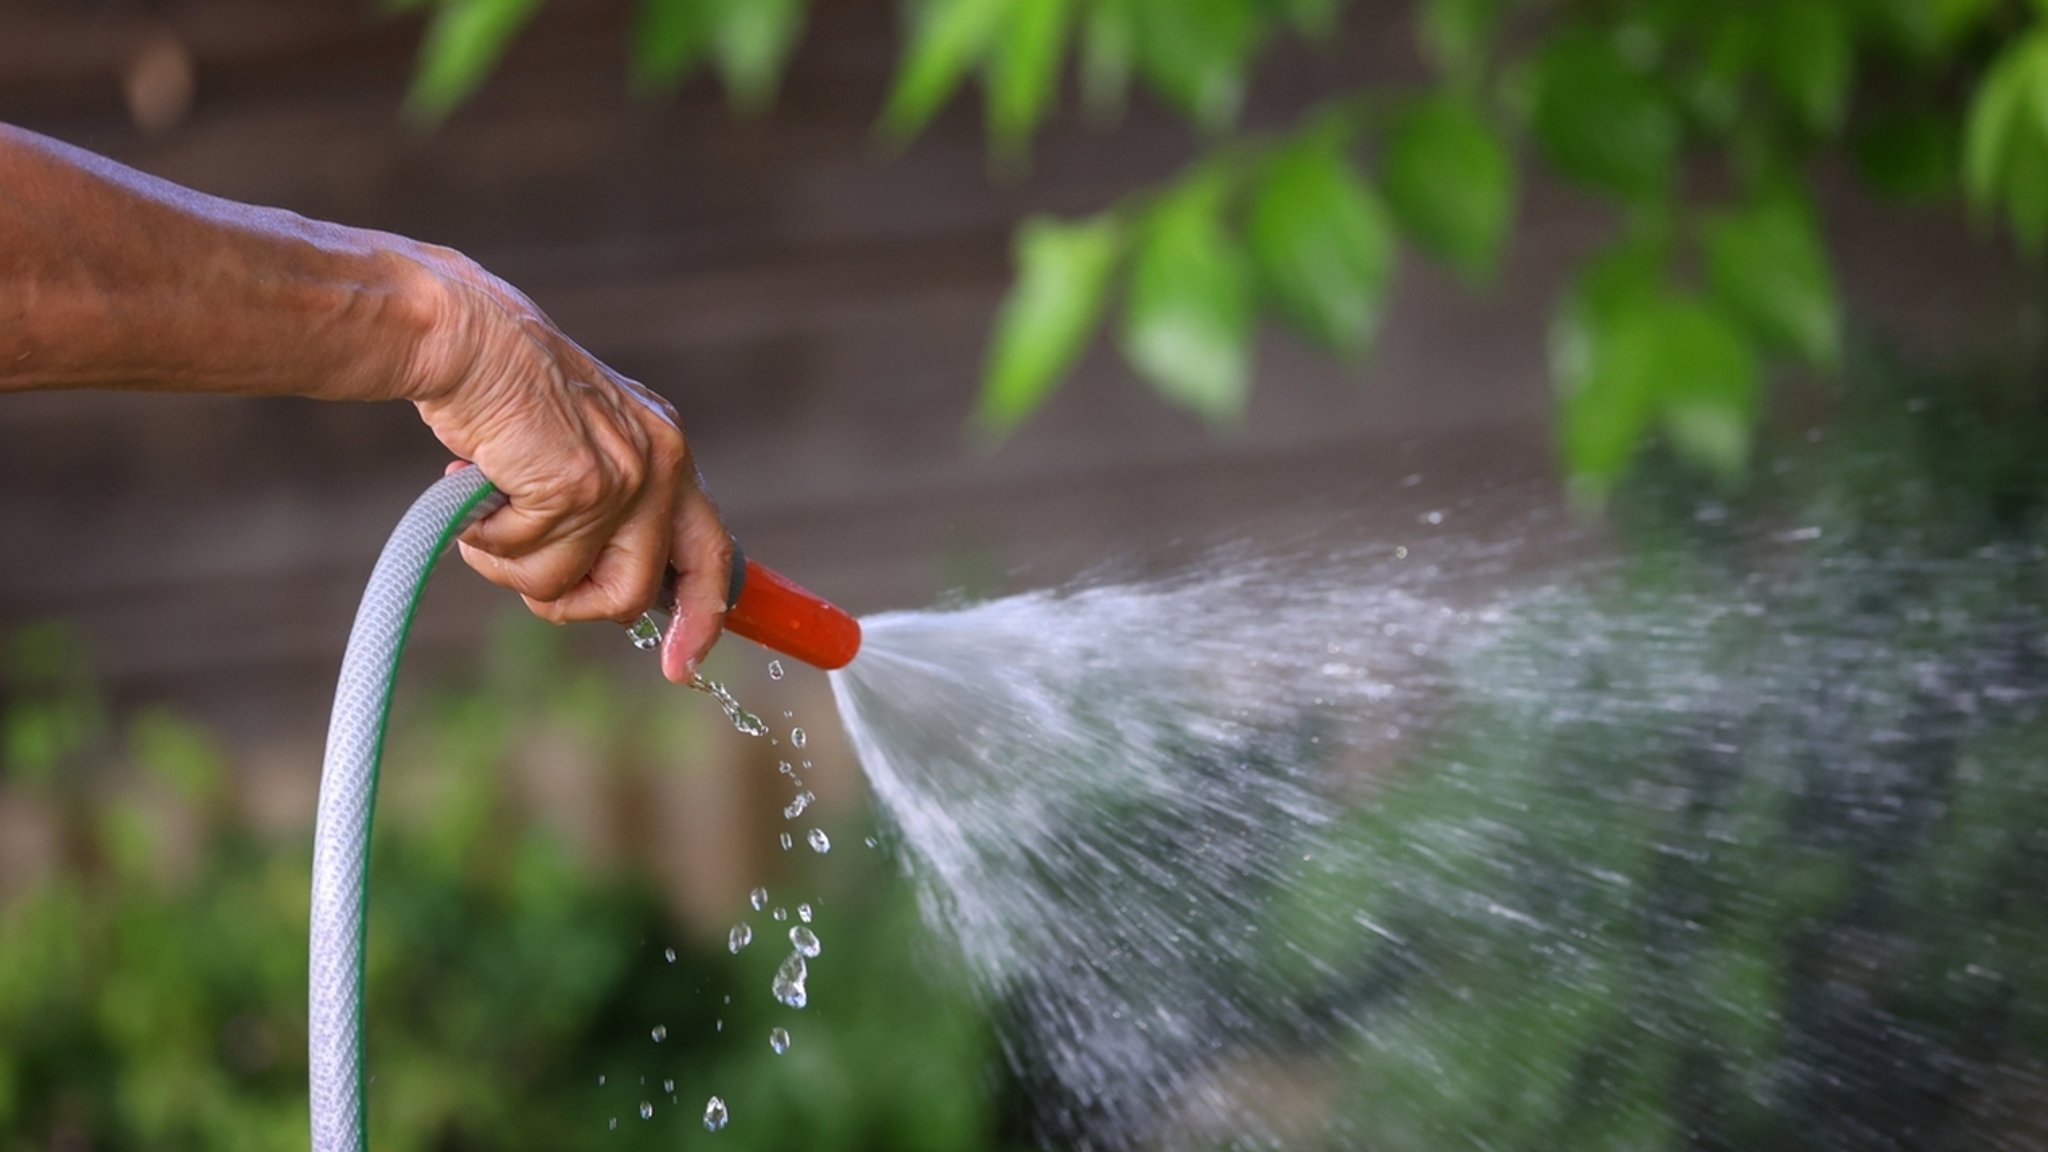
[724,557,861,671]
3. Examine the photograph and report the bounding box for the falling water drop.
[790,925,821,958]
[797,902,812,923]
[778,761,793,775]
[729,922,753,953]
[663,947,676,963]
[749,886,767,911]
[663,1079,674,1093]
[702,1096,728,1132]
[808,828,831,853]
[689,675,768,736]
[773,954,809,1008]
[768,659,784,680]
[772,906,788,922]
[651,1024,667,1043]
[790,726,807,748]
[779,832,794,851]
[784,792,811,819]
[769,1027,790,1055]
[609,1118,617,1131]
[598,1074,606,1086]
[640,1101,654,1120]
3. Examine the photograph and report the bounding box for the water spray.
[307,466,858,1152]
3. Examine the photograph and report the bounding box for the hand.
[400,245,730,683]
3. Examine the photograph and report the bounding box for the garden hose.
[308,466,858,1152]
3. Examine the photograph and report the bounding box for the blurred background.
[3,0,2046,1148]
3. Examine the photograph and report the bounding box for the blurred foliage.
[407,0,2039,493]
[1248,353,2048,1149]
[0,617,1007,1151]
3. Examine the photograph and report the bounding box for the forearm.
[0,123,434,402]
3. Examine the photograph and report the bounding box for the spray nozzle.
[629,543,862,672]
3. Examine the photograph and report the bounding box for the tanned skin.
[0,124,727,682]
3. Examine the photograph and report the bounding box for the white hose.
[308,466,502,1152]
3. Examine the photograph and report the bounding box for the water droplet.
[1422,510,1444,525]
[627,613,662,651]
[784,792,811,819]
[797,903,812,923]
[790,726,807,748]
[864,836,877,849]
[773,953,809,1008]
[609,1117,617,1131]
[651,1024,667,1043]
[703,1095,728,1132]
[769,1026,790,1055]
[640,1101,654,1120]
[777,760,792,775]
[768,659,784,680]
[663,1079,675,1093]
[728,922,753,953]
[598,1074,607,1085]
[779,832,793,851]
[790,925,821,957]
[716,1018,723,1032]
[772,906,788,921]
[690,674,768,737]
[749,886,767,911]
[663,947,676,963]
[808,828,831,853]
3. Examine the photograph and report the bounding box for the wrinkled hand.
[400,246,728,683]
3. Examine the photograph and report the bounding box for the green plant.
[401,0,2040,496]
[0,617,1009,1151]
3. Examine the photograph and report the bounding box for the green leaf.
[633,0,717,91]
[1419,0,1506,81]
[1248,133,1397,358]
[1653,298,1760,483]
[1120,176,1256,423]
[1380,95,1517,283]
[1702,193,1841,370]
[1529,30,1680,201]
[883,0,1012,140]
[406,0,544,122]
[1079,0,1135,119]
[1552,245,1664,491]
[979,215,1125,430]
[974,214,1122,426]
[711,0,807,110]
[987,0,1073,152]
[1128,0,1262,128]
[1765,1,1852,133]
[2008,124,2048,256]
[1963,40,2031,211]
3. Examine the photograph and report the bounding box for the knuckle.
[561,464,607,511]
[648,424,687,474]
[621,560,665,617]
[612,449,648,497]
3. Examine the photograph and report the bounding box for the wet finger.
[658,485,734,684]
